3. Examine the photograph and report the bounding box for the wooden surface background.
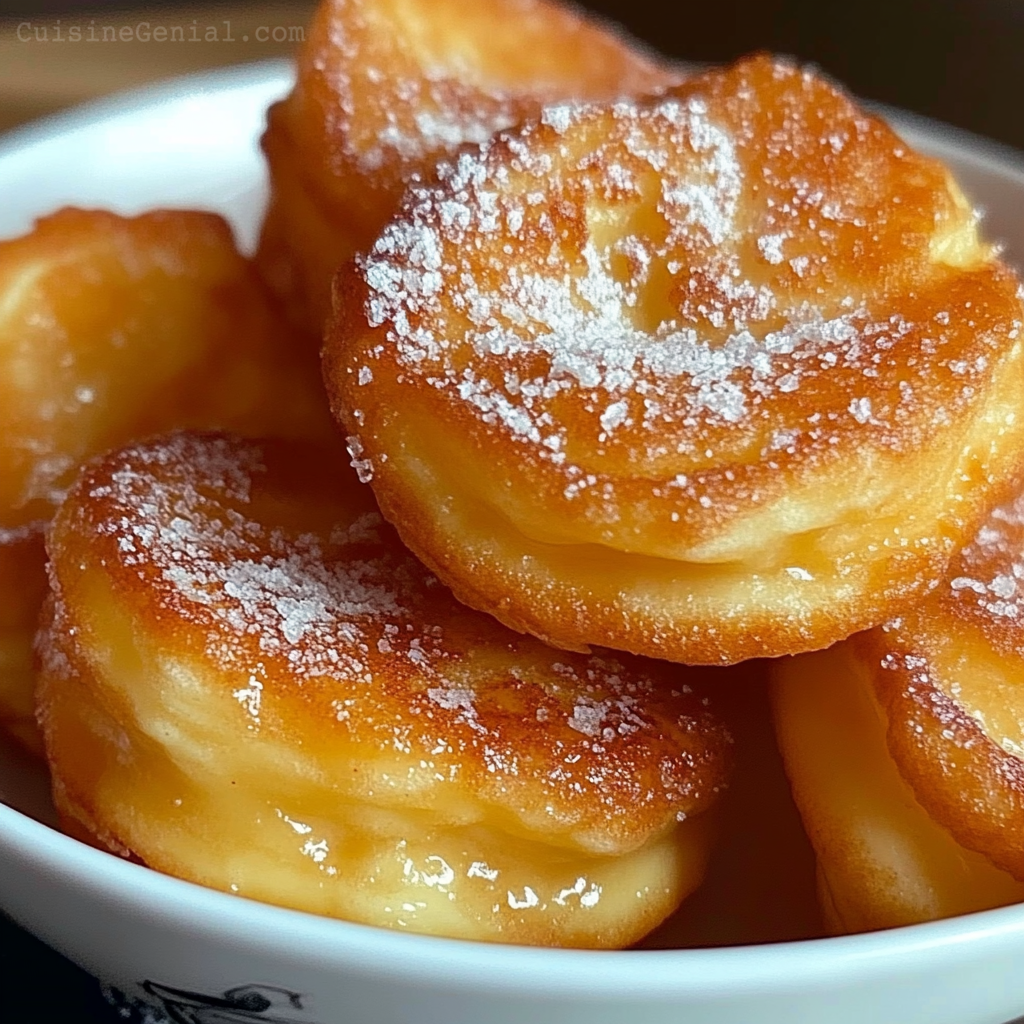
[0,3,316,134]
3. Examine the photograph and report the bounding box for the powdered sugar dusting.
[359,92,882,457]
[87,434,411,683]
[65,433,730,844]
[346,56,1024,549]
[315,0,530,177]
[949,490,1024,622]
[306,0,672,181]
[351,58,1015,538]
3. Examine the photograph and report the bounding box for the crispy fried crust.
[772,646,1024,934]
[38,431,733,946]
[326,55,1024,664]
[773,483,1024,931]
[256,0,682,335]
[852,487,1024,880]
[0,208,335,749]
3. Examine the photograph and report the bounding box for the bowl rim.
[0,57,294,159]
[3,56,1024,998]
[6,790,1024,999]
[3,55,1024,201]
[6,790,1024,996]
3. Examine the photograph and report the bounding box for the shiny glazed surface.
[39,431,732,947]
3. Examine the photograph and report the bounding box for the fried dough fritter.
[38,431,733,947]
[772,646,1024,934]
[0,208,335,749]
[325,55,1024,665]
[863,487,1024,876]
[774,484,1024,931]
[256,0,682,336]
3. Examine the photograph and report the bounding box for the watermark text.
[14,20,305,45]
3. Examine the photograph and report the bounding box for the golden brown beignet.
[256,0,681,335]
[859,487,1024,877]
[325,54,1024,665]
[0,208,334,749]
[38,431,733,947]
[773,646,1024,934]
[774,483,1024,931]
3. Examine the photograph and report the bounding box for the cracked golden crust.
[255,0,682,334]
[326,55,1024,663]
[38,431,733,945]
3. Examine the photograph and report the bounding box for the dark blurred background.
[0,0,1019,1020]
[591,0,1024,151]
[0,0,1022,148]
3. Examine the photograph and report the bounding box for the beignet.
[774,484,1024,931]
[0,208,333,750]
[773,646,1024,934]
[38,431,733,947]
[326,55,1024,664]
[256,0,681,335]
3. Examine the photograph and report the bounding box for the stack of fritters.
[0,208,333,752]
[257,0,683,338]
[9,0,1024,944]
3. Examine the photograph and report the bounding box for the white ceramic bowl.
[3,61,1024,1024]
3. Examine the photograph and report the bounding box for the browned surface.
[856,488,1024,880]
[0,207,332,531]
[772,645,1024,933]
[39,431,733,946]
[0,207,335,751]
[326,54,1024,664]
[772,481,1024,929]
[257,0,683,335]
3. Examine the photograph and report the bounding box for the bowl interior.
[2,59,1024,990]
